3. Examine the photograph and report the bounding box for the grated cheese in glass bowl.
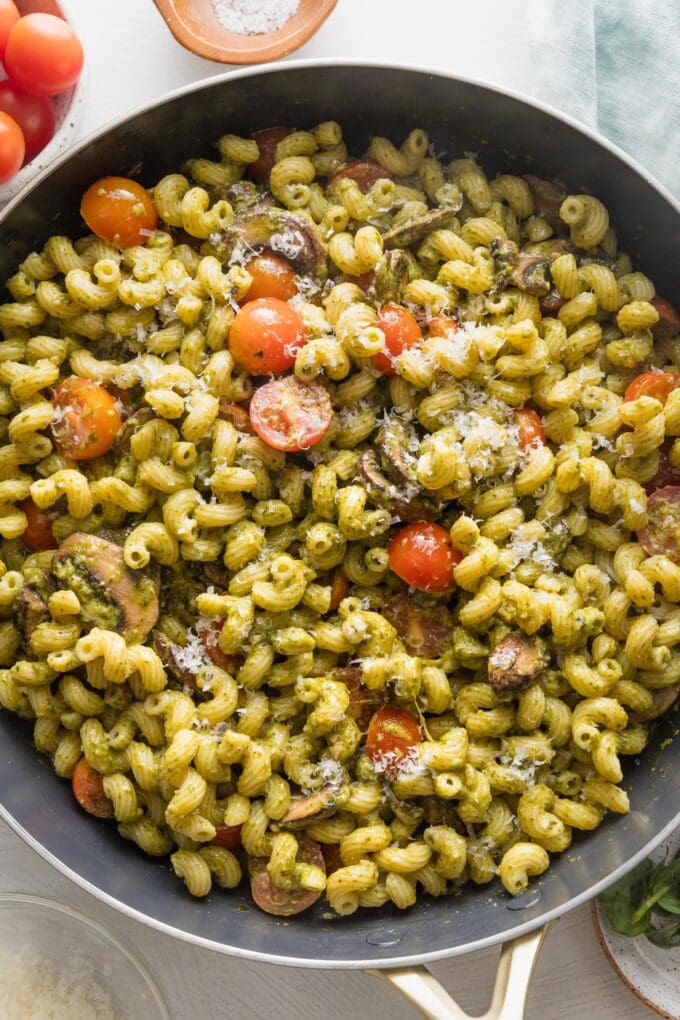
[0,895,169,1019]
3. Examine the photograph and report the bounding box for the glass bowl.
[0,894,170,1019]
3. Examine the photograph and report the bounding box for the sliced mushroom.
[375,419,420,490]
[511,254,552,296]
[280,774,347,830]
[523,174,567,222]
[357,450,438,523]
[370,249,417,305]
[422,796,460,829]
[539,288,566,316]
[629,684,680,724]
[16,584,50,644]
[382,207,458,249]
[332,666,380,730]
[200,562,230,590]
[384,785,424,826]
[215,208,327,281]
[53,533,159,643]
[214,179,266,212]
[487,634,546,695]
[114,407,155,452]
[383,592,452,658]
[521,237,575,260]
[152,631,200,690]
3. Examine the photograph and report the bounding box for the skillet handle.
[365,924,548,1020]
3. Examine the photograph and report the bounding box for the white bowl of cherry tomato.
[0,0,86,204]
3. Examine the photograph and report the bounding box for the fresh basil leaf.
[655,859,680,915]
[646,920,680,948]
[599,859,656,936]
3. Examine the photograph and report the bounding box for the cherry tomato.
[382,592,452,658]
[637,487,680,565]
[211,825,242,850]
[387,521,461,593]
[0,0,18,59]
[651,296,680,331]
[372,302,423,376]
[218,399,255,434]
[624,370,680,404]
[366,706,423,779]
[514,407,546,452]
[229,297,306,376]
[243,253,297,302]
[427,313,459,339]
[72,758,114,819]
[81,176,157,249]
[0,82,54,162]
[19,497,57,551]
[4,13,84,97]
[646,440,680,493]
[52,377,122,460]
[249,377,332,452]
[328,160,390,194]
[0,111,24,183]
[250,835,325,916]
[248,126,290,183]
[328,568,350,611]
[332,666,380,731]
[196,617,236,672]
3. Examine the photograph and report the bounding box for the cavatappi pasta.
[1,122,679,917]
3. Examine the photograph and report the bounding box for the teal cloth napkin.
[527,0,680,198]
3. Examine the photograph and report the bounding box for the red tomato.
[651,296,680,331]
[218,399,255,434]
[372,302,423,376]
[624,370,680,404]
[248,126,290,183]
[81,176,157,249]
[0,0,18,59]
[514,407,546,452]
[243,253,297,303]
[0,110,24,183]
[646,439,680,493]
[250,835,325,916]
[387,521,461,593]
[229,297,306,376]
[427,313,459,338]
[211,825,242,850]
[19,497,57,551]
[196,617,236,672]
[328,160,391,194]
[638,487,680,564]
[366,706,423,778]
[0,82,54,162]
[249,377,332,452]
[4,13,84,97]
[52,377,122,460]
[328,568,350,611]
[72,758,114,819]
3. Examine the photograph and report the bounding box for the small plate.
[593,829,680,1019]
[152,0,339,65]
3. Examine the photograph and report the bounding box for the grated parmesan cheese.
[211,0,300,35]
[0,945,121,1019]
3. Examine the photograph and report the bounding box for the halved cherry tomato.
[218,399,255,434]
[328,568,350,611]
[328,160,390,194]
[4,13,84,97]
[249,377,332,452]
[52,377,122,460]
[249,835,325,916]
[72,758,114,819]
[646,439,680,493]
[19,497,57,551]
[366,706,423,779]
[638,487,680,564]
[248,126,290,183]
[427,313,459,339]
[0,82,54,162]
[387,521,461,593]
[243,252,297,303]
[624,370,680,404]
[514,407,546,452]
[0,111,24,183]
[229,297,306,376]
[196,617,235,672]
[211,824,242,850]
[0,0,19,60]
[81,176,158,249]
[372,302,423,376]
[651,296,680,331]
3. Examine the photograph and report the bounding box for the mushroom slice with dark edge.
[383,592,452,658]
[487,634,547,695]
[382,207,458,249]
[214,208,327,281]
[52,533,159,643]
[280,772,347,830]
[491,238,551,296]
[248,835,326,916]
[629,684,680,723]
[370,249,417,305]
[357,450,438,523]
[358,418,440,522]
[16,583,50,644]
[152,631,203,693]
[523,174,567,224]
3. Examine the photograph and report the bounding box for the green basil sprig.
[598,853,680,948]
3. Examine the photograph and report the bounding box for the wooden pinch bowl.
[152,0,339,64]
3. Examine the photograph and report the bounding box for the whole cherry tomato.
[0,82,54,161]
[372,302,423,376]
[387,521,461,593]
[4,13,84,97]
[0,110,24,183]
[328,160,391,194]
[52,377,122,460]
[81,176,158,249]
[248,126,290,183]
[624,370,680,404]
[72,758,114,819]
[0,0,19,59]
[229,297,306,375]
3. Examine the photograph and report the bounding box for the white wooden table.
[0,0,659,1015]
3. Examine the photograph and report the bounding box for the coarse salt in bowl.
[0,0,88,206]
